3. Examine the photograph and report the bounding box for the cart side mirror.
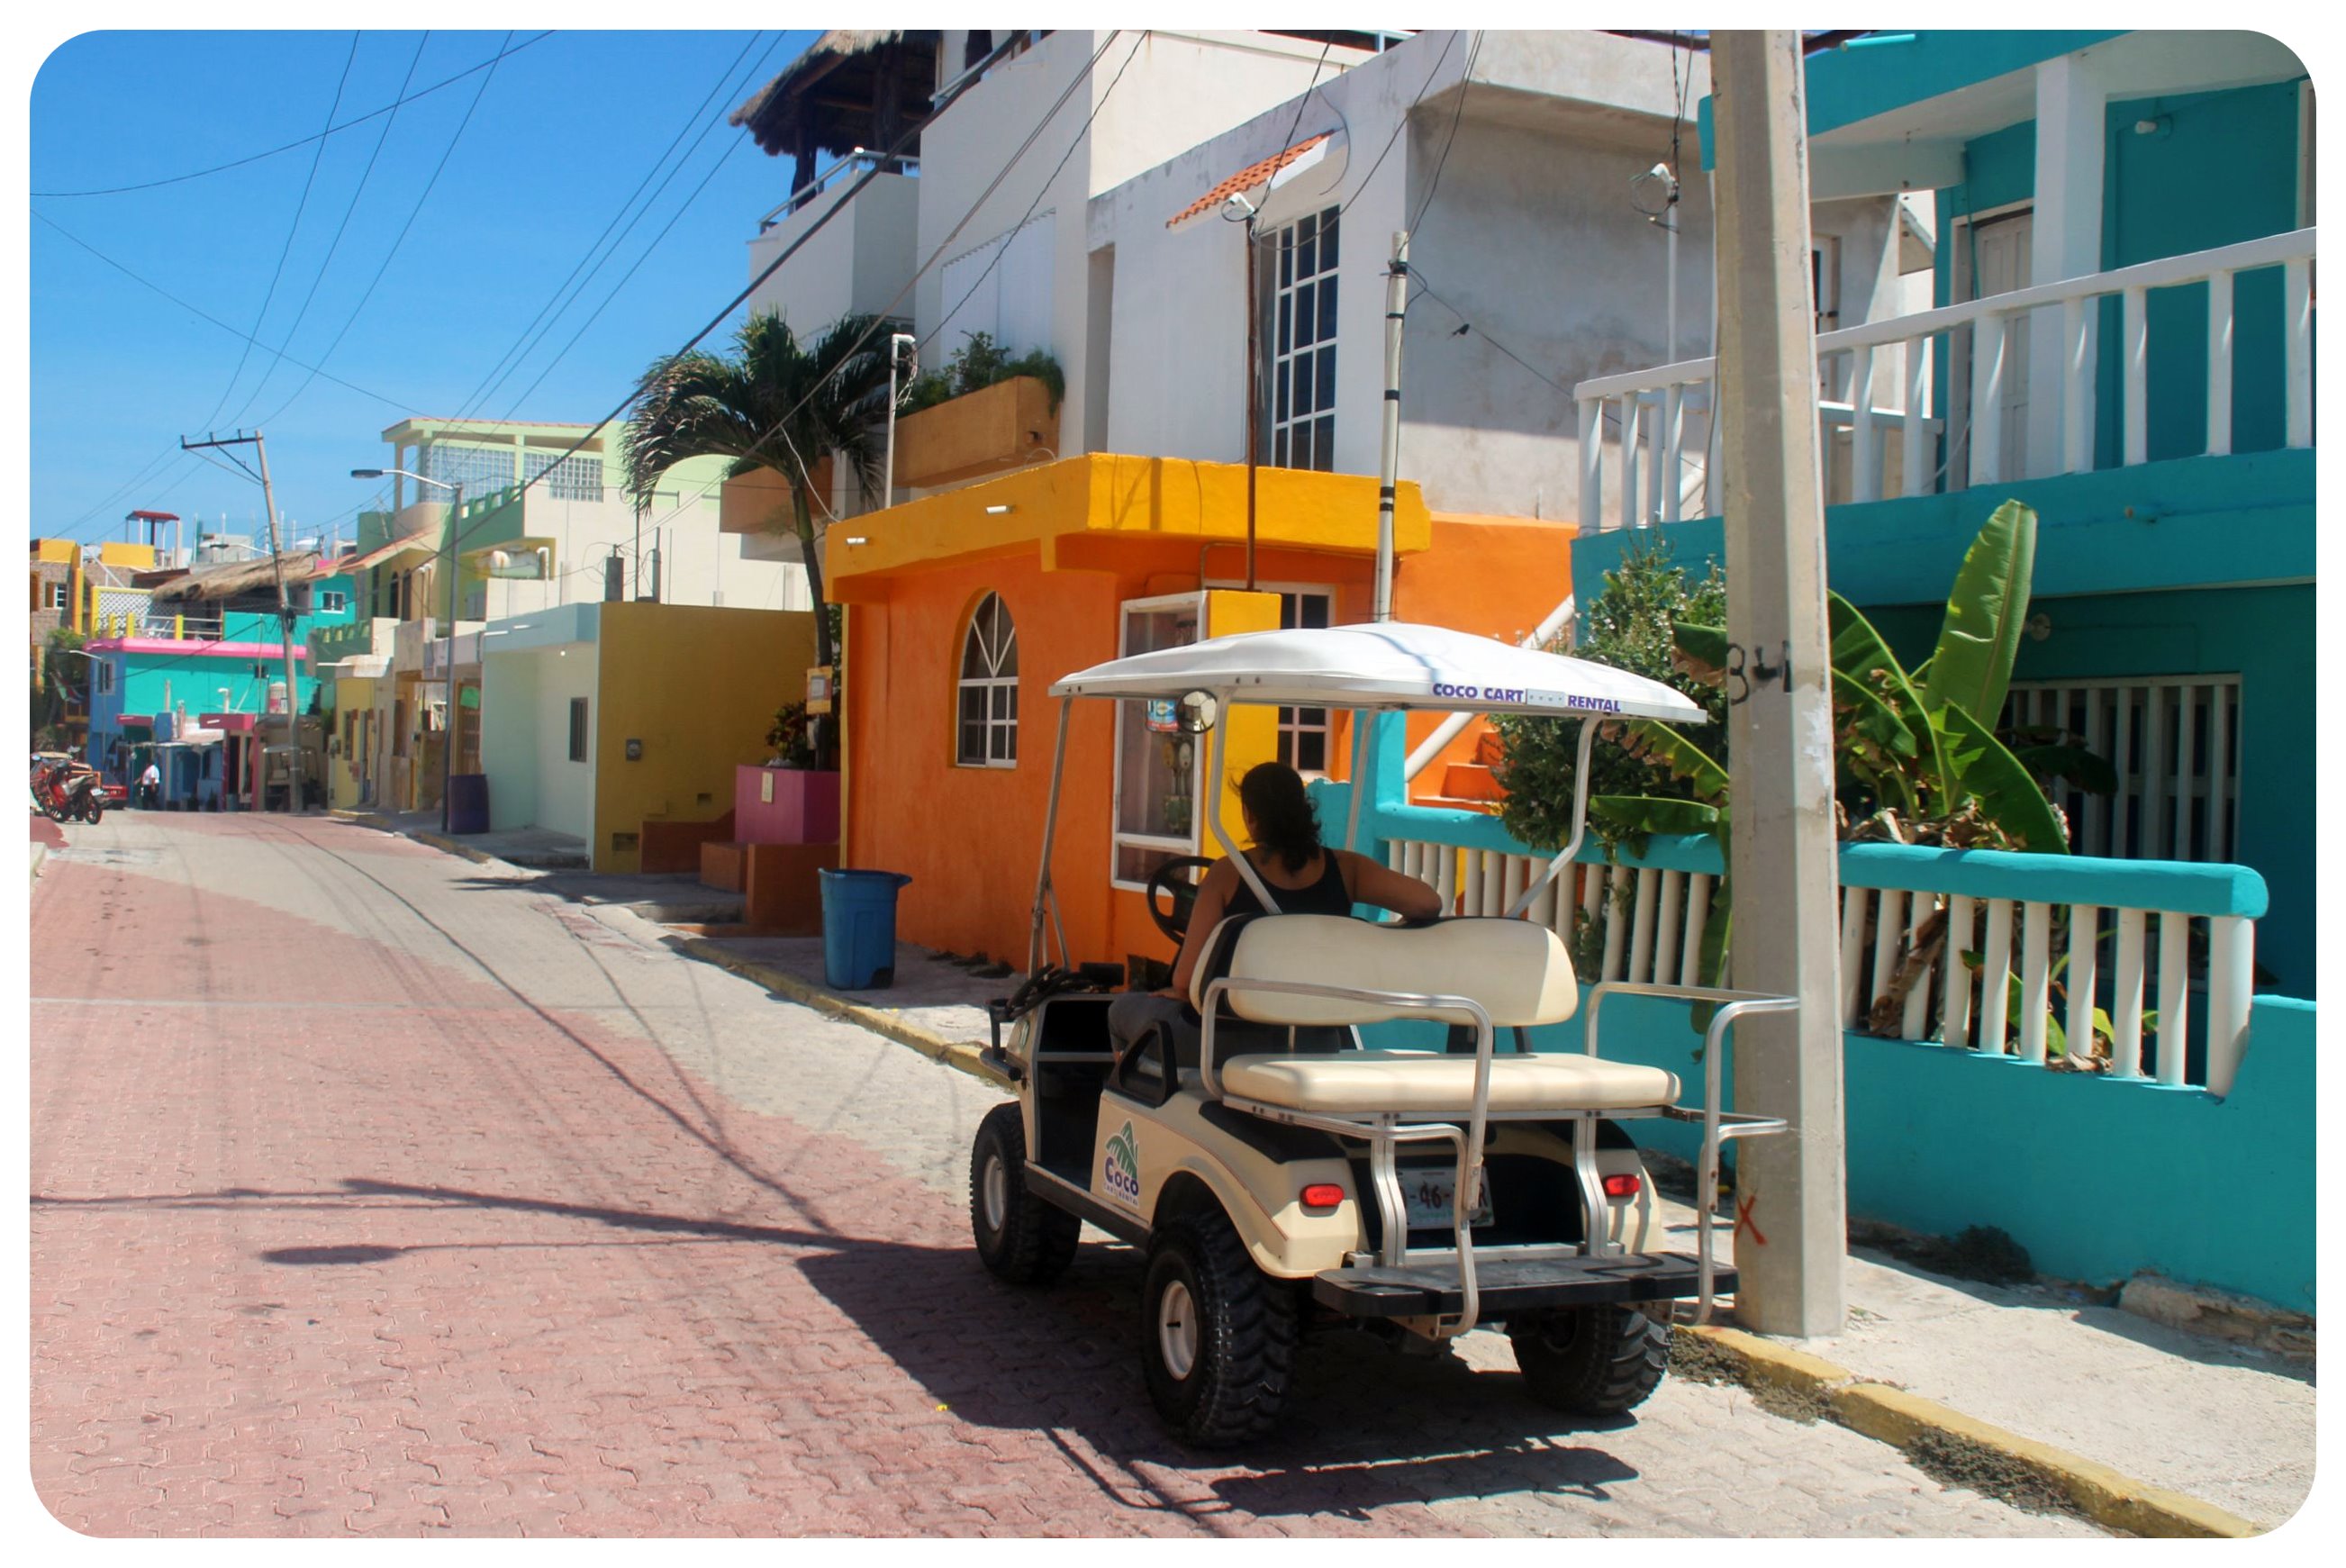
[1175,690,1219,734]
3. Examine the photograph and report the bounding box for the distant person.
[1107,760,1443,1066]
[138,760,161,810]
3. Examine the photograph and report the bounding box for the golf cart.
[970,621,1796,1446]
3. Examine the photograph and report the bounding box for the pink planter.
[735,765,839,846]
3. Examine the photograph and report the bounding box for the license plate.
[1401,1168,1493,1230]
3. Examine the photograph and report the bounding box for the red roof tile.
[1166,133,1331,229]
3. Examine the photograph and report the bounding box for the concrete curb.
[330,810,512,870]
[669,937,1011,1092]
[1677,1324,2262,1537]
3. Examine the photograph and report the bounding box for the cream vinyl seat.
[1192,913,1680,1116]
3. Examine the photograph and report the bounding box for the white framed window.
[1268,205,1340,471]
[956,591,1019,767]
[96,660,115,696]
[318,590,349,614]
[1208,580,1339,774]
[1111,593,1205,888]
[44,581,68,612]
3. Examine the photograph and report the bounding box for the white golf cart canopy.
[1030,622,1704,969]
[1049,621,1704,722]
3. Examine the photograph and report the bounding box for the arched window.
[956,592,1018,766]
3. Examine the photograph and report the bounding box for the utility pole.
[1373,230,1409,621]
[1707,31,1846,1337]
[883,331,917,506]
[182,431,306,814]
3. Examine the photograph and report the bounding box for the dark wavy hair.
[1238,761,1323,874]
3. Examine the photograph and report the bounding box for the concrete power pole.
[183,431,307,813]
[1707,31,1846,1337]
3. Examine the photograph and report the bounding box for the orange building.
[820,454,1572,977]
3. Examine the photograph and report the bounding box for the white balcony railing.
[758,149,920,230]
[1576,227,2316,531]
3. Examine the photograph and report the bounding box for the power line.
[232,32,431,431]
[32,32,554,197]
[482,32,787,423]
[1327,29,1461,224]
[1406,30,1481,232]
[198,32,362,434]
[32,212,413,410]
[449,30,775,425]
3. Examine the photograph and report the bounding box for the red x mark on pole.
[1733,1192,1768,1246]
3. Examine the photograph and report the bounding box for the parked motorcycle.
[29,758,104,823]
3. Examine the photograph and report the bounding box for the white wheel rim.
[1157,1279,1199,1380]
[983,1153,1010,1231]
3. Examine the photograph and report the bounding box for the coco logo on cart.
[1102,1121,1142,1207]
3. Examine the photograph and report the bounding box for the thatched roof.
[149,550,329,603]
[729,29,941,160]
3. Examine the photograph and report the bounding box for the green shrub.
[900,331,1065,415]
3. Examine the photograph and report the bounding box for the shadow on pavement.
[246,1177,1659,1516]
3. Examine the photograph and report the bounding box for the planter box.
[892,376,1059,489]
[718,459,833,538]
[735,765,839,846]
[743,841,839,930]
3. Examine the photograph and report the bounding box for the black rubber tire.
[84,800,103,825]
[1509,1302,1671,1416]
[1139,1210,1300,1448]
[969,1102,1080,1285]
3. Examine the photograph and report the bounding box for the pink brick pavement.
[26,847,1467,1537]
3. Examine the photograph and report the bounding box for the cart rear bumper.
[1315,1251,1727,1319]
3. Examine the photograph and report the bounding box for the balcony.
[744,158,919,335]
[1574,228,2315,531]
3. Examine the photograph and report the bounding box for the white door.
[1957,210,2033,484]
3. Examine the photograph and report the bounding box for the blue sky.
[31,28,817,548]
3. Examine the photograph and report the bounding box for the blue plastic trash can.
[446,774,490,835]
[820,868,912,990]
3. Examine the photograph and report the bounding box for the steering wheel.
[1143,856,1217,945]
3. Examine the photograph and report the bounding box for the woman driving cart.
[1108,760,1441,1065]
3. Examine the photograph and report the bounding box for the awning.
[1166,131,1344,229]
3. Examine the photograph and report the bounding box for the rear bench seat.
[1192,913,1681,1115]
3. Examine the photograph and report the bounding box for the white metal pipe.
[1506,721,1598,918]
[1373,231,1409,621]
[1027,701,1073,976]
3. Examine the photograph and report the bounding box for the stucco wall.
[592,603,819,874]
[746,169,920,331]
[479,641,597,844]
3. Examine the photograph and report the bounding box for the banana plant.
[1587,501,2070,1000]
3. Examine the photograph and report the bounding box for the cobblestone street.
[30,814,2102,1537]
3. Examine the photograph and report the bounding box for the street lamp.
[352,467,465,831]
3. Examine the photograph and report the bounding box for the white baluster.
[2065,905,2100,1072]
[1530,864,1560,930]
[1943,895,1977,1047]
[1705,378,1725,516]
[2285,258,2313,449]
[2208,683,2233,862]
[1500,853,1529,919]
[1653,871,1684,987]
[2142,684,2169,863]
[2018,901,2052,1065]
[1600,865,1630,981]
[1903,335,1932,497]
[1680,873,1711,986]
[1644,390,1667,527]
[1870,887,1907,1017]
[1850,347,1880,503]
[2124,284,2150,466]
[1461,851,1486,918]
[1978,899,2014,1056]
[2113,686,2137,856]
[1389,838,1408,875]
[1838,885,1870,1028]
[1434,844,1458,916]
[1900,893,1937,1041]
[2111,908,2147,1078]
[2206,268,2234,458]
[2156,911,2191,1087]
[1661,384,1684,523]
[1619,397,1643,532]
[2062,294,2094,476]
[1627,867,1660,983]
[2204,914,2254,1098]
[1581,857,1604,931]
[1579,395,1604,533]
[1970,313,2006,486]
[2173,684,2199,860]
[1481,849,1506,917]
[2081,687,2107,855]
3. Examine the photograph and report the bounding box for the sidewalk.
[661,923,2313,1536]
[339,806,590,869]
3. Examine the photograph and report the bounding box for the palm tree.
[620,311,894,668]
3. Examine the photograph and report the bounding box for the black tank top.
[1224,849,1353,919]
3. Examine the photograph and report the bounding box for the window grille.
[2002,676,2243,863]
[1275,590,1334,773]
[415,442,517,502]
[1267,206,1340,472]
[523,450,606,502]
[567,697,590,764]
[956,592,1019,767]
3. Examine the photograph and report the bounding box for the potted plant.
[765,701,819,770]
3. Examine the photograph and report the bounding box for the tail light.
[1300,1183,1345,1211]
[1602,1173,1642,1200]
